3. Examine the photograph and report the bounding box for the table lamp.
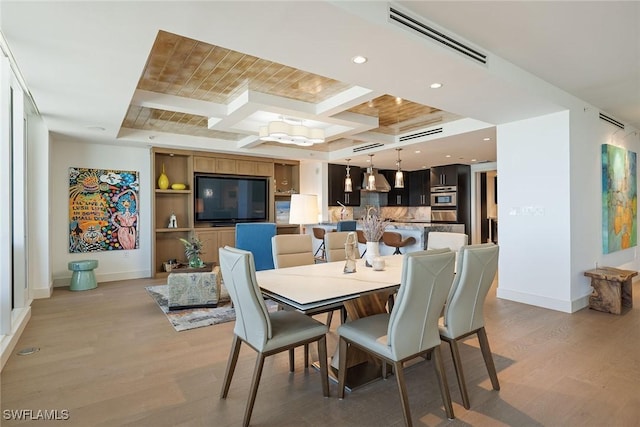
[289,193,319,234]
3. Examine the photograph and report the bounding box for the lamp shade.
[289,194,319,225]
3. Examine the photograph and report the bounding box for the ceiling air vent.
[399,127,443,142]
[353,142,385,153]
[599,112,625,130]
[389,6,487,65]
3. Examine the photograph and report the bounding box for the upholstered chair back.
[427,231,468,271]
[387,249,455,360]
[271,234,314,268]
[442,243,499,338]
[336,220,357,231]
[235,223,277,271]
[218,246,271,351]
[325,231,360,262]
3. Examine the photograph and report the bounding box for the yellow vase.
[157,163,169,189]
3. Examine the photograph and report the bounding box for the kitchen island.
[308,222,465,256]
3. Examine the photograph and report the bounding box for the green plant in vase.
[179,237,205,268]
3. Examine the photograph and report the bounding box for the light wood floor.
[2,277,640,426]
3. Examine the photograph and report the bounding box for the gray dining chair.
[218,246,330,427]
[337,249,457,425]
[426,231,468,272]
[439,243,500,409]
[325,231,360,262]
[271,234,317,368]
[271,234,315,269]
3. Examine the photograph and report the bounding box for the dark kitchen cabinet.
[328,163,361,206]
[381,169,409,206]
[430,165,461,187]
[408,169,430,206]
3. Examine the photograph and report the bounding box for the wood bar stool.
[356,230,367,258]
[382,231,416,255]
[313,227,327,261]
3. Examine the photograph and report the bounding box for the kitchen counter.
[312,221,465,254]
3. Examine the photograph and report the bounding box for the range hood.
[361,169,391,192]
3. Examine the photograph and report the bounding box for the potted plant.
[359,207,388,267]
[179,236,205,268]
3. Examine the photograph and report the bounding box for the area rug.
[145,285,278,332]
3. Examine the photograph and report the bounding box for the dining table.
[255,254,403,389]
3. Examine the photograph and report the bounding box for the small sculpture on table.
[343,231,357,274]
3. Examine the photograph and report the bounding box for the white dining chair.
[271,234,318,368]
[439,243,500,409]
[325,231,360,262]
[218,246,329,427]
[337,249,457,425]
[426,231,468,272]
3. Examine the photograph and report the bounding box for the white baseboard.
[1,307,31,371]
[52,269,152,287]
[497,287,580,313]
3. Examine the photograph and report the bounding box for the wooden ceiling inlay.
[137,31,351,104]
[123,31,454,146]
[122,106,244,140]
[348,95,443,135]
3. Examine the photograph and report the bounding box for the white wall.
[496,111,573,311]
[569,107,640,307]
[50,137,151,285]
[497,108,640,312]
[27,114,51,298]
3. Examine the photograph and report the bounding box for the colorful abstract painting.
[69,167,140,253]
[602,144,637,253]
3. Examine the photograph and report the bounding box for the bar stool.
[356,230,368,258]
[313,227,327,261]
[382,232,416,255]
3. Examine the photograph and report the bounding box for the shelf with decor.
[152,150,299,276]
[152,148,194,277]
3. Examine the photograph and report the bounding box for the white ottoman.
[167,268,219,311]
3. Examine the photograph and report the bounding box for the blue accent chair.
[235,223,277,271]
[336,220,357,232]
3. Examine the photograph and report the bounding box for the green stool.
[68,260,99,291]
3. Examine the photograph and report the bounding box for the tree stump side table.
[584,267,637,314]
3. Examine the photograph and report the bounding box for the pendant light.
[366,154,376,191]
[344,159,353,192]
[394,148,404,188]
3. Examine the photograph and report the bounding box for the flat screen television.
[194,174,269,225]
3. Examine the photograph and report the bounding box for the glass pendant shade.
[395,170,404,188]
[344,159,353,192]
[367,168,376,191]
[344,176,352,192]
[394,148,404,188]
[366,154,376,191]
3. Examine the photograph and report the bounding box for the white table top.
[256,255,403,312]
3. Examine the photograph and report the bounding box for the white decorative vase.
[365,241,380,267]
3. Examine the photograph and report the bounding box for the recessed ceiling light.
[415,150,421,154]
[471,159,477,162]
[352,55,367,64]
[430,83,443,89]
[445,154,451,158]
[483,137,491,141]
